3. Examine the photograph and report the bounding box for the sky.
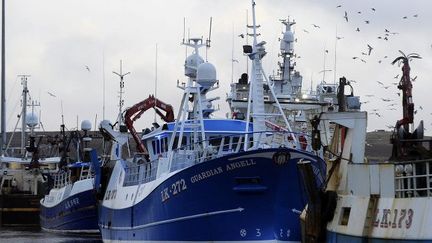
[2,0,432,135]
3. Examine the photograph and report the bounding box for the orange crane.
[124,95,174,155]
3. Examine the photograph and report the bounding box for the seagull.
[312,24,320,28]
[384,55,388,58]
[385,29,390,33]
[360,59,366,63]
[361,52,368,56]
[344,11,348,22]
[356,27,360,32]
[352,56,359,59]
[412,76,418,81]
[378,60,382,63]
[85,65,90,72]
[377,81,384,85]
[238,34,245,38]
[394,74,399,79]
[381,98,392,102]
[303,29,309,33]
[383,86,391,89]
[365,94,375,97]
[336,5,342,8]
[47,92,56,97]
[358,11,362,14]
[419,106,423,110]
[384,37,388,41]
[365,20,370,24]
[367,44,373,55]
[403,16,408,19]
[413,14,418,17]
[336,36,344,40]
[371,8,376,11]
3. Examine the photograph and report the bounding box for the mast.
[247,0,266,147]
[1,0,6,155]
[112,60,130,128]
[19,75,30,155]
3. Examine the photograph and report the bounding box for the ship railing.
[169,130,314,170]
[394,158,432,198]
[123,154,159,187]
[52,170,71,189]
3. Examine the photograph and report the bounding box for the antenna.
[154,43,158,123]
[333,26,338,84]
[322,44,327,83]
[1,0,5,155]
[206,17,212,61]
[102,50,106,120]
[61,100,64,127]
[231,23,235,83]
[112,60,130,127]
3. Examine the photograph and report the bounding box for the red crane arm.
[396,59,414,130]
[124,95,175,154]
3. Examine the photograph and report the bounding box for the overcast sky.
[2,0,432,134]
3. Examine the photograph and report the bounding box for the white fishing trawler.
[0,76,61,226]
[300,52,431,242]
[227,18,341,139]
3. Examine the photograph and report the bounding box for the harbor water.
[0,228,102,243]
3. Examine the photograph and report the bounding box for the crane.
[124,95,174,155]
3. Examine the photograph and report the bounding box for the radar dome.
[196,62,217,88]
[184,53,204,78]
[280,30,294,52]
[81,120,92,131]
[26,113,38,127]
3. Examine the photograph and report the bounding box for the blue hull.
[99,148,325,242]
[40,189,99,233]
[327,231,432,242]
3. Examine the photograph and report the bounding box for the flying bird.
[344,11,348,22]
[403,16,408,19]
[413,14,418,17]
[412,76,418,81]
[371,8,376,11]
[357,11,362,14]
[303,29,310,33]
[377,81,384,85]
[367,44,373,55]
[336,36,344,40]
[394,74,399,79]
[365,20,370,24]
[312,24,320,28]
[360,59,366,63]
[238,34,245,38]
[365,94,375,97]
[356,27,360,32]
[382,86,391,89]
[336,5,342,8]
[47,92,56,97]
[381,98,392,102]
[361,52,368,56]
[352,56,359,59]
[85,65,90,72]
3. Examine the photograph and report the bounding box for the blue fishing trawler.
[39,121,101,233]
[98,1,326,241]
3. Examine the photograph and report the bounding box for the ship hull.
[326,194,432,242]
[99,148,325,242]
[40,186,99,233]
[0,194,41,227]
